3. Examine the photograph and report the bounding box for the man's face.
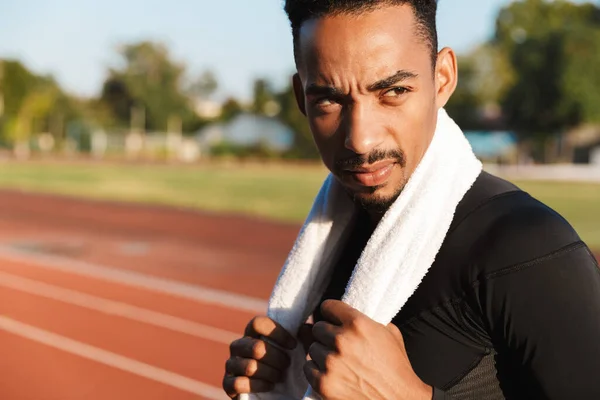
[294,5,456,213]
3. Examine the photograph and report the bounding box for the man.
[223,1,600,399]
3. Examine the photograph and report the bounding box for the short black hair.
[284,0,438,66]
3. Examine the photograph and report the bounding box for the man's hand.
[223,316,297,398]
[304,300,433,400]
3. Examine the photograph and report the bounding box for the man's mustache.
[334,149,406,171]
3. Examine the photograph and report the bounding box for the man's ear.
[293,73,307,116]
[434,47,458,109]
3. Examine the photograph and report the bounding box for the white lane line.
[0,270,239,345]
[0,245,268,314]
[0,315,228,400]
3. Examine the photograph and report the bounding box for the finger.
[303,360,324,394]
[223,375,274,398]
[297,323,314,353]
[312,321,342,349]
[230,337,291,370]
[319,299,359,326]
[244,316,297,350]
[225,357,284,383]
[307,342,333,372]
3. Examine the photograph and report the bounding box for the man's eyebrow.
[367,70,418,91]
[305,84,345,97]
[305,70,418,97]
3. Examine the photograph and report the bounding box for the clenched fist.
[223,316,297,398]
[304,300,432,400]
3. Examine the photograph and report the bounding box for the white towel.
[239,108,482,400]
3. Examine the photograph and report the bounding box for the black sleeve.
[432,386,451,399]
[479,242,600,398]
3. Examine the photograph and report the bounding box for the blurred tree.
[188,70,218,101]
[14,85,77,141]
[446,43,515,131]
[469,43,515,109]
[252,78,276,115]
[99,41,201,132]
[11,87,57,143]
[561,23,600,125]
[99,76,136,129]
[220,97,244,122]
[0,60,43,143]
[493,0,600,161]
[445,55,481,130]
[275,81,320,159]
[0,60,40,119]
[0,59,78,146]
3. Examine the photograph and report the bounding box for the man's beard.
[334,148,407,215]
[352,181,405,214]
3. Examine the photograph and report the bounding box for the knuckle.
[230,337,248,356]
[348,316,367,334]
[229,339,240,355]
[317,375,333,398]
[251,316,262,330]
[313,320,326,330]
[321,299,335,311]
[244,359,259,377]
[307,342,320,360]
[233,376,248,394]
[396,329,405,345]
[323,353,338,372]
[349,315,363,330]
[222,375,238,397]
[333,333,347,353]
[246,316,260,334]
[251,339,267,359]
[224,357,234,374]
[225,357,245,376]
[250,316,273,336]
[313,321,327,337]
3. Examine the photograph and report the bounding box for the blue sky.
[0,0,591,101]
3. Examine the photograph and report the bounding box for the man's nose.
[343,103,385,156]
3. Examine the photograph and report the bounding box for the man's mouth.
[343,161,396,187]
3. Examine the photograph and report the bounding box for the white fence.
[88,130,201,163]
[485,163,600,183]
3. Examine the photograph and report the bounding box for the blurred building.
[195,113,294,153]
[464,131,518,164]
[194,99,222,119]
[565,125,600,166]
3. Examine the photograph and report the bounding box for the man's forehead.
[296,5,426,81]
[300,8,416,46]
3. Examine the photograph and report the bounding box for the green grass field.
[0,160,598,249]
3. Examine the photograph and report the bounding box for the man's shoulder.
[396,171,591,324]
[455,171,584,275]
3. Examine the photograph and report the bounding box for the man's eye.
[382,87,409,97]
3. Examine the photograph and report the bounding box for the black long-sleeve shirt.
[313,171,600,399]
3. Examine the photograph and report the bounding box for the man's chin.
[336,174,406,214]
[350,189,400,214]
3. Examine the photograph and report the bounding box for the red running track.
[0,189,597,399]
[0,190,301,399]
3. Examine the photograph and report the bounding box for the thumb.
[297,323,314,354]
[386,322,406,349]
